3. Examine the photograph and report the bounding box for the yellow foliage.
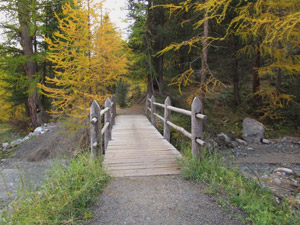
[39,0,127,123]
[160,0,300,120]
[253,85,295,120]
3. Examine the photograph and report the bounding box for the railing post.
[145,94,149,118]
[164,96,171,142]
[111,95,116,125]
[191,97,203,159]
[150,95,156,127]
[104,98,112,154]
[90,100,102,160]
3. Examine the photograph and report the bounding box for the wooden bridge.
[89,95,206,177]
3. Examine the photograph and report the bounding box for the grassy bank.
[1,153,109,224]
[181,149,300,225]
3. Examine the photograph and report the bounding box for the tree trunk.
[146,0,154,96]
[200,4,209,106]
[18,0,42,127]
[276,68,282,92]
[252,43,261,104]
[232,36,241,105]
[158,55,164,96]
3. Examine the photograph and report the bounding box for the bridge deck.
[103,115,182,177]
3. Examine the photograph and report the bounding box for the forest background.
[0,0,299,138]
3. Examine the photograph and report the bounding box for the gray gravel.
[90,175,244,225]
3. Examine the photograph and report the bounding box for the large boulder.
[242,118,264,143]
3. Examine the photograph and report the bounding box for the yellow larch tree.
[159,0,300,119]
[39,0,127,124]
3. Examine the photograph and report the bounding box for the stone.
[262,138,271,144]
[236,138,247,146]
[230,141,239,148]
[242,117,265,143]
[11,139,23,147]
[34,127,43,134]
[2,143,9,149]
[22,136,30,142]
[217,133,232,143]
[273,178,281,185]
[247,147,254,151]
[274,167,294,175]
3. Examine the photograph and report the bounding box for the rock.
[262,138,271,144]
[22,136,30,142]
[274,167,294,175]
[236,138,247,146]
[11,138,23,147]
[230,141,239,148]
[273,178,281,185]
[242,118,265,143]
[217,133,235,147]
[34,127,43,134]
[235,152,247,157]
[247,147,254,151]
[2,142,9,149]
[217,133,232,143]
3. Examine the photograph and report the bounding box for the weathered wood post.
[191,97,203,159]
[90,100,102,160]
[145,94,149,118]
[164,96,171,142]
[104,98,112,153]
[111,95,116,125]
[150,95,156,127]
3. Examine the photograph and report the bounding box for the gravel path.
[90,175,244,225]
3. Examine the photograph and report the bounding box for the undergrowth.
[181,149,300,225]
[1,153,110,224]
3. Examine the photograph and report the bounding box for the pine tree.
[40,0,127,123]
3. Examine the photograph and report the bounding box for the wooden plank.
[103,114,182,177]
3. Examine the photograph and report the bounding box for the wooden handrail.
[153,102,165,108]
[167,121,192,139]
[167,105,191,116]
[153,112,164,122]
[90,96,116,160]
[145,94,206,159]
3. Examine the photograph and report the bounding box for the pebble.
[235,138,247,146]
[11,139,23,147]
[262,139,271,144]
[273,178,281,185]
[2,143,9,149]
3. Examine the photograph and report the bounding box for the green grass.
[0,123,20,144]
[181,149,300,225]
[1,153,110,224]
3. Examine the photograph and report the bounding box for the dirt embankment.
[0,122,87,211]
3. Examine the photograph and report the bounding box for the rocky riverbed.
[211,134,300,208]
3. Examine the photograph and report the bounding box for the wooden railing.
[90,96,116,160]
[145,95,206,159]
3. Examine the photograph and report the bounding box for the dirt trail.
[117,104,144,115]
[90,176,245,225]
[91,104,245,225]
